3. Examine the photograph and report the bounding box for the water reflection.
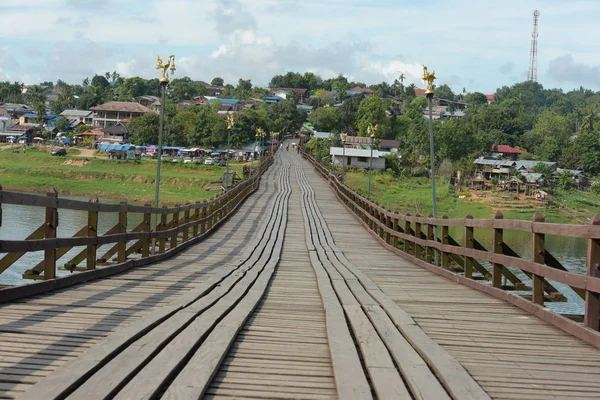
[0,198,142,285]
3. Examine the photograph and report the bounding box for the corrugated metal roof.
[514,160,556,170]
[330,147,385,158]
[474,158,515,167]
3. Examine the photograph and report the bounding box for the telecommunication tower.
[527,10,540,82]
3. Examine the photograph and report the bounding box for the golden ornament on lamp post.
[152,54,176,255]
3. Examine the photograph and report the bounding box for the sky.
[1,0,599,94]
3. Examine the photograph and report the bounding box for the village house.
[133,95,161,112]
[269,88,308,103]
[330,147,386,171]
[60,110,93,130]
[0,103,32,118]
[490,144,527,161]
[90,102,155,128]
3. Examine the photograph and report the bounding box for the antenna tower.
[527,10,540,82]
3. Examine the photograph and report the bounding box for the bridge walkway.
[0,147,598,399]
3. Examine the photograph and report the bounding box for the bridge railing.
[0,156,273,299]
[302,149,600,344]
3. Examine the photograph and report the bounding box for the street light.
[152,54,176,254]
[256,127,265,162]
[367,124,378,199]
[226,114,234,187]
[422,65,438,264]
[342,137,346,170]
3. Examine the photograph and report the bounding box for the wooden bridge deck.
[0,148,599,399]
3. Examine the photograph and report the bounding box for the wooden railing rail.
[0,156,273,285]
[301,149,600,341]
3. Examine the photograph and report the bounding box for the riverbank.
[0,147,247,204]
[345,172,600,224]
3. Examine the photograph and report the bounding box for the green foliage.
[74,124,94,134]
[356,96,390,137]
[210,77,224,86]
[558,170,574,191]
[309,107,341,133]
[590,181,600,195]
[128,113,160,145]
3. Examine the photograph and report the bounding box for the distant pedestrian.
[286,145,289,151]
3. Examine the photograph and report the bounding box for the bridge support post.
[585,214,600,331]
[441,214,449,268]
[171,204,180,250]
[464,214,474,279]
[414,215,423,260]
[142,203,151,258]
[426,213,434,264]
[532,212,545,305]
[492,211,504,288]
[117,198,127,264]
[43,188,58,280]
[86,195,99,270]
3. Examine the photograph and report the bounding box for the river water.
[0,202,589,314]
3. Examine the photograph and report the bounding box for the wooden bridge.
[1,145,600,399]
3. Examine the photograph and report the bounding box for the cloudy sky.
[1,0,599,93]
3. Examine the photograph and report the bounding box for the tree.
[169,110,198,145]
[464,92,488,107]
[338,94,363,135]
[434,84,455,101]
[91,74,110,88]
[53,117,69,133]
[521,110,572,161]
[128,114,160,145]
[309,107,341,133]
[267,98,307,134]
[210,77,224,86]
[119,77,150,100]
[356,96,390,137]
[74,124,94,134]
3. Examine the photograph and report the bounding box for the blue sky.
[1,0,599,94]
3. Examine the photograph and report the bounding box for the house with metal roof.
[330,147,385,171]
[514,160,557,172]
[91,102,155,128]
[474,157,516,179]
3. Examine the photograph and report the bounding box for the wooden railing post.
[385,212,392,245]
[464,213,474,279]
[403,213,411,254]
[142,203,151,258]
[532,212,545,305]
[492,211,504,288]
[426,213,434,264]
[43,187,58,280]
[86,195,99,270]
[117,198,127,263]
[585,214,600,331]
[392,215,399,249]
[192,201,201,238]
[441,214,449,268]
[159,206,168,254]
[200,204,207,235]
[414,214,423,260]
[171,204,180,249]
[183,202,190,242]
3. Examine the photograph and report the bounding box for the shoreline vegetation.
[0,147,246,205]
[344,171,600,225]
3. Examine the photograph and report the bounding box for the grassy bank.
[345,171,599,224]
[0,148,248,204]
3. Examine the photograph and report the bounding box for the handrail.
[0,156,274,284]
[301,148,600,339]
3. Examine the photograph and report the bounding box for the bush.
[590,181,600,194]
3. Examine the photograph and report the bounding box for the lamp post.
[152,54,176,255]
[226,114,234,187]
[367,124,378,200]
[256,127,265,162]
[342,138,346,169]
[422,65,438,264]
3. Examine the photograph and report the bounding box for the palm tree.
[581,107,599,133]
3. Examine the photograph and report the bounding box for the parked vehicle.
[204,158,215,165]
[218,158,227,167]
[183,157,192,164]
[51,149,67,156]
[161,154,169,160]
[193,157,203,164]
[172,157,181,163]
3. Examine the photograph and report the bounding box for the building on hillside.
[73,129,105,145]
[60,109,93,130]
[0,103,32,118]
[330,147,386,171]
[514,160,557,173]
[134,95,161,112]
[415,88,427,97]
[269,88,308,103]
[378,139,400,153]
[90,102,155,128]
[296,105,313,113]
[349,87,376,96]
[473,158,516,180]
[207,98,242,111]
[264,95,284,104]
[101,123,128,143]
[485,94,495,104]
[489,144,527,161]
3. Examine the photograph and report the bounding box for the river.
[0,203,589,314]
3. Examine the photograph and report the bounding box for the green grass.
[345,171,600,224]
[0,148,250,205]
